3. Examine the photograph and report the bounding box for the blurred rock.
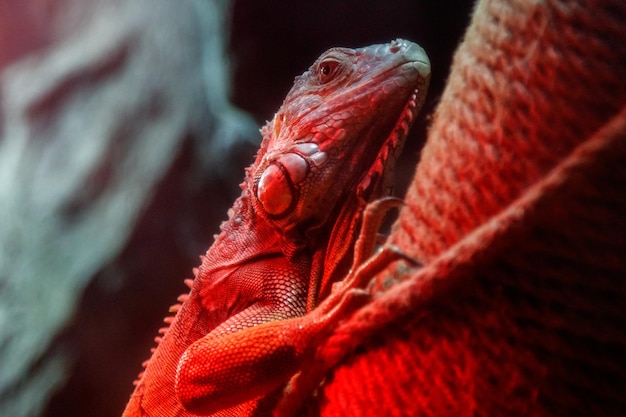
[0,1,256,416]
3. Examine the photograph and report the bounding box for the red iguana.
[122,39,430,416]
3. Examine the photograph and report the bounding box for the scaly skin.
[122,39,430,417]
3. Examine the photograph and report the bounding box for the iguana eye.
[317,59,341,84]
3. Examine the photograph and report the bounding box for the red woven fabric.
[282,0,626,415]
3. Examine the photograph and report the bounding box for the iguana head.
[252,39,431,241]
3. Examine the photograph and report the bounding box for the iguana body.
[122,39,430,416]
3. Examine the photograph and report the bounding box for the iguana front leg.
[122,39,430,417]
[176,285,364,415]
[176,200,419,415]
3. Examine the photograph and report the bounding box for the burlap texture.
[288,0,626,415]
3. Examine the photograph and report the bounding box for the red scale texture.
[282,0,626,415]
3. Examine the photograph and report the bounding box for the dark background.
[40,1,474,416]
